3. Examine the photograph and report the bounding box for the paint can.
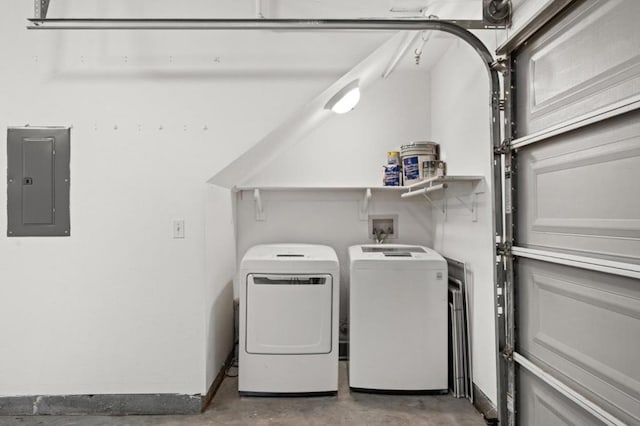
[383,164,401,186]
[387,151,400,165]
[401,141,439,185]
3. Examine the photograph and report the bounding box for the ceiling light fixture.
[325,80,361,114]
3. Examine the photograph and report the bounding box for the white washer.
[239,244,339,395]
[349,244,448,392]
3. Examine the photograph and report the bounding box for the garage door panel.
[516,0,640,136]
[517,259,640,422]
[518,367,603,426]
[517,110,640,264]
[510,0,640,424]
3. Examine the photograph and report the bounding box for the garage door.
[504,0,640,425]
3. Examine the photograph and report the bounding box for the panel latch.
[496,241,512,257]
[494,139,512,155]
[501,346,514,362]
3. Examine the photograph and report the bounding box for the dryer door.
[246,274,333,355]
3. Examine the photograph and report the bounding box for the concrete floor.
[0,362,487,426]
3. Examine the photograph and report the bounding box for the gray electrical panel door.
[510,1,640,425]
[7,127,70,236]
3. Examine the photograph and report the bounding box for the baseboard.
[0,393,202,416]
[472,383,498,424]
[201,348,235,411]
[0,349,236,416]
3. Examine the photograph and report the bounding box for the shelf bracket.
[34,0,50,19]
[422,193,435,207]
[254,188,265,221]
[360,188,372,221]
[424,193,447,215]
[454,193,479,222]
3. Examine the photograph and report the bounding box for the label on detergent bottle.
[403,156,420,181]
[383,165,401,186]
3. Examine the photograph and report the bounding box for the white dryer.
[349,244,448,393]
[239,244,339,395]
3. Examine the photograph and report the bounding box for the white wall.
[209,32,409,188]
[429,33,499,403]
[236,189,434,334]
[245,70,432,187]
[204,186,236,391]
[0,1,388,396]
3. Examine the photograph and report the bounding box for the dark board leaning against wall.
[7,127,70,237]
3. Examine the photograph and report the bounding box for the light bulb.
[331,87,360,114]
[325,80,361,114]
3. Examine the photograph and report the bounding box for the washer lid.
[361,246,426,256]
[349,244,446,266]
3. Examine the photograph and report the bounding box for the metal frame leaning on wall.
[24,1,510,421]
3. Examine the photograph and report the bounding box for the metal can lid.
[400,141,438,150]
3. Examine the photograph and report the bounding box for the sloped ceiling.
[208,31,422,188]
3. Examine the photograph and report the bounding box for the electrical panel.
[7,127,70,237]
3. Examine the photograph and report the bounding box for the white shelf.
[235,177,483,193]
[234,185,405,222]
[233,185,406,192]
[235,176,485,222]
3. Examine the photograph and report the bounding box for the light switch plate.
[173,220,185,239]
